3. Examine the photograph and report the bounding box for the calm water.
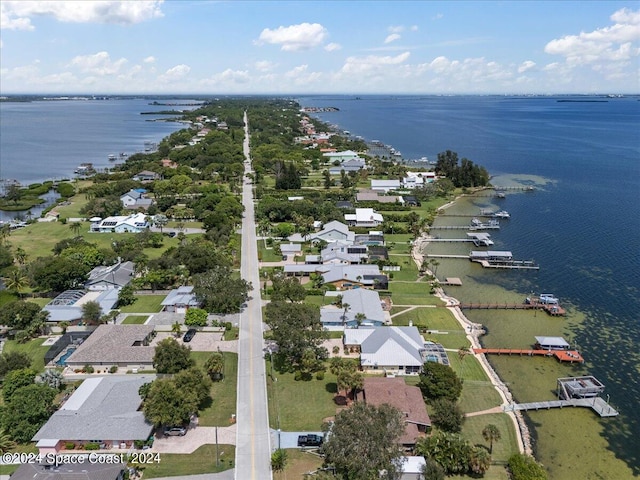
[301,95,640,478]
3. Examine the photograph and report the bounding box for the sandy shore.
[412,228,531,455]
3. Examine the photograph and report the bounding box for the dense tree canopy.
[2,368,36,401]
[0,301,44,330]
[269,274,307,302]
[419,362,463,402]
[430,398,465,433]
[508,454,548,480]
[435,150,490,188]
[185,308,208,327]
[322,402,405,480]
[153,338,195,374]
[264,301,327,371]
[142,377,198,427]
[28,256,90,292]
[193,266,251,314]
[0,384,57,443]
[0,352,31,378]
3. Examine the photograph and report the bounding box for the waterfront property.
[356,377,431,448]
[320,289,389,330]
[32,375,155,454]
[535,336,570,350]
[90,212,150,233]
[469,250,539,270]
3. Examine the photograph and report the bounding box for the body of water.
[300,95,640,479]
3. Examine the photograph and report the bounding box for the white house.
[402,171,436,188]
[120,189,153,210]
[323,150,361,162]
[328,158,366,175]
[344,208,384,228]
[161,286,199,313]
[309,221,356,244]
[370,179,401,193]
[91,213,149,233]
[320,288,388,330]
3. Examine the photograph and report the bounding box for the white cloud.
[159,64,190,82]
[384,34,401,44]
[518,60,536,73]
[432,13,444,21]
[0,1,163,29]
[143,56,156,64]
[388,25,404,34]
[324,42,341,52]
[257,22,327,51]
[69,51,127,75]
[544,8,640,67]
[341,52,411,74]
[254,60,276,72]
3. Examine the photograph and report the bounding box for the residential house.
[43,289,120,323]
[120,189,154,211]
[402,195,420,207]
[32,375,155,454]
[356,378,431,448]
[320,289,388,330]
[355,232,385,246]
[161,158,178,169]
[402,171,436,188]
[283,264,330,277]
[161,286,199,313]
[328,158,366,175]
[356,191,404,204]
[323,150,361,162]
[64,324,155,370]
[280,243,303,258]
[11,460,125,480]
[85,261,135,291]
[344,326,427,375]
[399,457,428,480]
[321,264,384,290]
[370,179,401,193]
[344,208,384,228]
[336,200,353,209]
[308,221,355,244]
[132,170,161,182]
[319,243,368,264]
[90,213,150,233]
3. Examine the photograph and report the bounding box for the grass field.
[122,315,149,324]
[389,282,443,306]
[273,449,324,480]
[192,352,238,426]
[267,360,339,431]
[119,295,165,313]
[142,444,235,478]
[2,337,50,372]
[462,413,520,464]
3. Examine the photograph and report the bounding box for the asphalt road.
[234,112,272,480]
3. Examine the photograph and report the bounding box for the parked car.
[183,328,197,342]
[163,427,186,436]
[297,434,323,447]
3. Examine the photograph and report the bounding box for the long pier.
[504,397,618,418]
[425,254,540,270]
[460,302,565,316]
[473,348,583,363]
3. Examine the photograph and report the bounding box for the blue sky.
[1,1,638,94]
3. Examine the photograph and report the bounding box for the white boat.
[494,210,510,219]
[108,154,117,161]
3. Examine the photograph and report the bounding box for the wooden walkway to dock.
[473,348,584,363]
[504,397,618,418]
[460,303,565,316]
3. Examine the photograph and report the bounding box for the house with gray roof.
[33,375,155,454]
[308,221,355,244]
[321,264,384,290]
[161,286,199,313]
[43,289,120,323]
[370,179,401,193]
[85,261,135,291]
[320,289,388,330]
[120,189,154,211]
[64,324,155,370]
[328,158,366,175]
[344,326,427,375]
[10,460,125,480]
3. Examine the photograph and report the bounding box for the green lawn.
[122,315,149,324]
[142,444,235,478]
[119,295,165,313]
[2,338,50,372]
[26,298,51,307]
[461,413,520,464]
[267,360,339,431]
[258,242,283,262]
[391,306,455,329]
[388,282,443,305]
[192,352,238,426]
[273,449,324,480]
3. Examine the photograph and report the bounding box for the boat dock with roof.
[473,336,582,362]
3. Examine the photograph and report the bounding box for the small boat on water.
[74,163,95,175]
[493,210,510,219]
[108,154,117,161]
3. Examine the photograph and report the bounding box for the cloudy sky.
[1,0,638,94]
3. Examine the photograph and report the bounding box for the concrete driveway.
[151,331,238,353]
[274,431,325,450]
[152,425,237,454]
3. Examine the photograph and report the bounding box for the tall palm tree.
[69,221,82,237]
[482,424,501,454]
[3,268,29,298]
[0,430,16,454]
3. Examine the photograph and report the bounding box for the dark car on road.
[297,434,323,447]
[183,328,197,343]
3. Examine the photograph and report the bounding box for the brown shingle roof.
[358,377,431,445]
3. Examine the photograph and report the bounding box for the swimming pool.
[56,347,77,366]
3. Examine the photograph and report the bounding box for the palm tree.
[457,346,471,361]
[469,446,491,475]
[3,268,29,298]
[69,221,82,237]
[171,321,182,337]
[354,312,366,328]
[482,424,501,454]
[14,246,27,265]
[0,430,16,454]
[204,352,225,381]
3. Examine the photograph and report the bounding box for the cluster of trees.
[416,430,492,477]
[0,368,59,443]
[141,338,227,427]
[256,194,344,224]
[435,150,490,188]
[274,161,302,190]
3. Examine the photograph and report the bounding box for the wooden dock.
[460,302,566,316]
[471,259,539,270]
[504,397,618,418]
[473,348,583,363]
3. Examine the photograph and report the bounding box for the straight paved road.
[235,112,272,479]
